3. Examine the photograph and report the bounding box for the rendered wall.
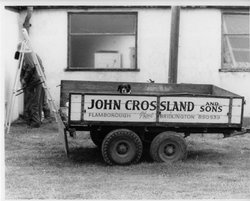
[178,9,250,116]
[15,8,250,117]
[3,9,22,121]
[19,8,171,109]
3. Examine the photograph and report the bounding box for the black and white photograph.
[1,0,250,199]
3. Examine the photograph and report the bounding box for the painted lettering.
[200,102,223,113]
[133,100,140,110]
[88,99,95,109]
[141,101,149,110]
[150,101,157,111]
[87,99,121,110]
[160,101,194,112]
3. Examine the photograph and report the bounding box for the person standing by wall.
[19,48,51,128]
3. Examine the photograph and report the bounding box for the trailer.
[60,80,247,165]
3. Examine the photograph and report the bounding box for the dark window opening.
[68,12,137,70]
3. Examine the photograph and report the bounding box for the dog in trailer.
[117,84,131,94]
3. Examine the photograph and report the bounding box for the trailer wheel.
[90,131,104,147]
[102,129,143,165]
[150,132,187,163]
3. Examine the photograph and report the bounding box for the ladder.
[5,28,69,156]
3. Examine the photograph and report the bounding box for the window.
[222,11,250,70]
[68,12,137,70]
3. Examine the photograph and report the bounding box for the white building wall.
[14,7,250,117]
[3,9,22,121]
[178,9,250,117]
[137,9,171,82]
[178,9,221,85]
[20,8,172,108]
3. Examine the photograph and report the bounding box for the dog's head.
[117,84,131,94]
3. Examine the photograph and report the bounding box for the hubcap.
[116,143,129,155]
[158,142,179,160]
[164,144,175,156]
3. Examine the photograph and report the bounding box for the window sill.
[65,68,140,72]
[219,68,250,72]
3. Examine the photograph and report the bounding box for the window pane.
[233,50,250,63]
[222,36,250,67]
[222,13,250,68]
[228,36,250,49]
[223,36,234,67]
[70,13,136,34]
[223,14,250,34]
[70,35,135,68]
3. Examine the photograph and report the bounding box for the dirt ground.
[5,121,250,199]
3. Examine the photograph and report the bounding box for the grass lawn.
[5,122,250,199]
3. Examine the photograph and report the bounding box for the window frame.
[220,9,250,72]
[67,11,138,71]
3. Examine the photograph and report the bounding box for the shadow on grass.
[68,146,104,165]
[67,146,228,165]
[66,141,228,165]
[66,145,154,166]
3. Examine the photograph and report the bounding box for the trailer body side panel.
[69,93,243,127]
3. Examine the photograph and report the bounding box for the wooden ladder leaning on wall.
[5,28,69,156]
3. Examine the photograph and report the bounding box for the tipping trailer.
[60,80,248,165]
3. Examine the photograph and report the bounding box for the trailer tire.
[102,129,143,165]
[150,132,187,163]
